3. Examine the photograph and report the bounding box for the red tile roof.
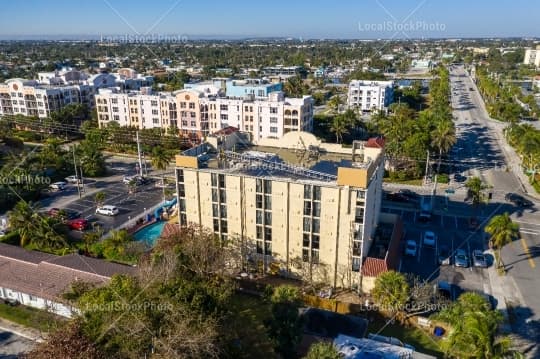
[212,126,239,136]
[365,137,385,149]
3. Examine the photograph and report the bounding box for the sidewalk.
[0,317,45,343]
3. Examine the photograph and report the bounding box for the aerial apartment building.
[347,80,394,113]
[174,130,387,290]
[524,46,540,68]
[96,87,313,142]
[0,78,93,118]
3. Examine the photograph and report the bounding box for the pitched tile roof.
[0,244,135,302]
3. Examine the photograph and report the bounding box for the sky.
[0,0,539,39]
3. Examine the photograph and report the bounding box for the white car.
[404,240,417,257]
[49,181,67,191]
[65,175,80,183]
[423,231,436,247]
[95,205,119,216]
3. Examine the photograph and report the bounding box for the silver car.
[454,249,469,268]
[472,250,487,268]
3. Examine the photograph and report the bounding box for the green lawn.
[383,178,424,186]
[0,302,64,332]
[367,315,443,358]
[226,293,278,359]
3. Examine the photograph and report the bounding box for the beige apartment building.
[96,88,313,142]
[174,130,386,290]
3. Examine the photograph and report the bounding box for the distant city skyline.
[0,0,539,40]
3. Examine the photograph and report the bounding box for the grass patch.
[367,314,443,358]
[0,302,64,332]
[226,293,277,359]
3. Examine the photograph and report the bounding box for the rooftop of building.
[176,130,384,187]
[0,243,135,302]
[349,79,394,87]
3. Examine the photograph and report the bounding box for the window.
[270,107,278,114]
[178,184,185,197]
[111,98,118,104]
[212,204,219,217]
[270,127,278,133]
[304,185,312,199]
[311,250,319,264]
[264,195,272,209]
[256,210,263,224]
[312,235,320,249]
[264,211,272,225]
[212,189,218,202]
[151,100,158,106]
[264,242,272,254]
[303,201,311,216]
[312,218,320,234]
[219,189,226,202]
[302,248,309,262]
[220,104,228,111]
[256,194,263,208]
[220,114,228,121]
[211,173,218,187]
[112,107,119,112]
[264,180,272,193]
[303,234,310,247]
[256,226,263,240]
[256,179,263,193]
[256,241,263,254]
[213,219,219,232]
[269,117,278,123]
[152,109,158,115]
[220,220,227,233]
[313,202,321,217]
[303,217,311,232]
[264,227,272,241]
[313,186,321,201]
[189,102,195,109]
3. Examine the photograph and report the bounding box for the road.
[449,65,540,355]
[0,330,35,358]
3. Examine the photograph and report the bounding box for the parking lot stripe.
[455,216,458,229]
[521,238,537,269]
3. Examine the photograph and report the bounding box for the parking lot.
[39,161,168,236]
[383,199,494,301]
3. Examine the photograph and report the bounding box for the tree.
[327,95,343,114]
[151,146,172,201]
[94,191,106,208]
[22,321,105,359]
[431,119,456,173]
[304,342,340,359]
[371,271,409,323]
[265,285,303,359]
[465,177,488,206]
[485,213,520,269]
[434,292,520,359]
[329,115,349,144]
[77,140,106,177]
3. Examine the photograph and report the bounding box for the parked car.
[65,175,80,183]
[397,189,419,201]
[67,218,88,231]
[48,208,80,220]
[404,240,417,257]
[454,249,469,268]
[438,244,451,265]
[49,181,67,191]
[386,192,410,203]
[95,205,119,216]
[423,231,437,247]
[472,250,487,268]
[505,193,534,208]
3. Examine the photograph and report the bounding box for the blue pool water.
[133,221,166,247]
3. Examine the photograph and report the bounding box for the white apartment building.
[96,88,313,142]
[0,78,93,118]
[174,131,387,290]
[524,47,540,68]
[347,80,394,113]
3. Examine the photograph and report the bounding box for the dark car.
[398,189,420,201]
[438,245,451,265]
[48,208,80,220]
[386,193,410,202]
[505,193,534,207]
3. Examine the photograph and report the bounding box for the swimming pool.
[133,221,166,247]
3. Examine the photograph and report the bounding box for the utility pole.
[424,150,430,185]
[136,131,143,177]
[72,146,81,199]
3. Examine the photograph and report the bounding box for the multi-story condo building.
[524,47,540,68]
[347,80,394,113]
[174,130,386,290]
[96,88,313,142]
[0,78,93,118]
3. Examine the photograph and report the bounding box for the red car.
[67,218,88,231]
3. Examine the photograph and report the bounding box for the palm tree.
[435,292,520,359]
[371,271,409,323]
[329,115,349,144]
[151,146,172,201]
[7,201,40,247]
[327,95,343,114]
[465,177,488,206]
[485,213,520,269]
[94,191,106,208]
[431,119,456,174]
